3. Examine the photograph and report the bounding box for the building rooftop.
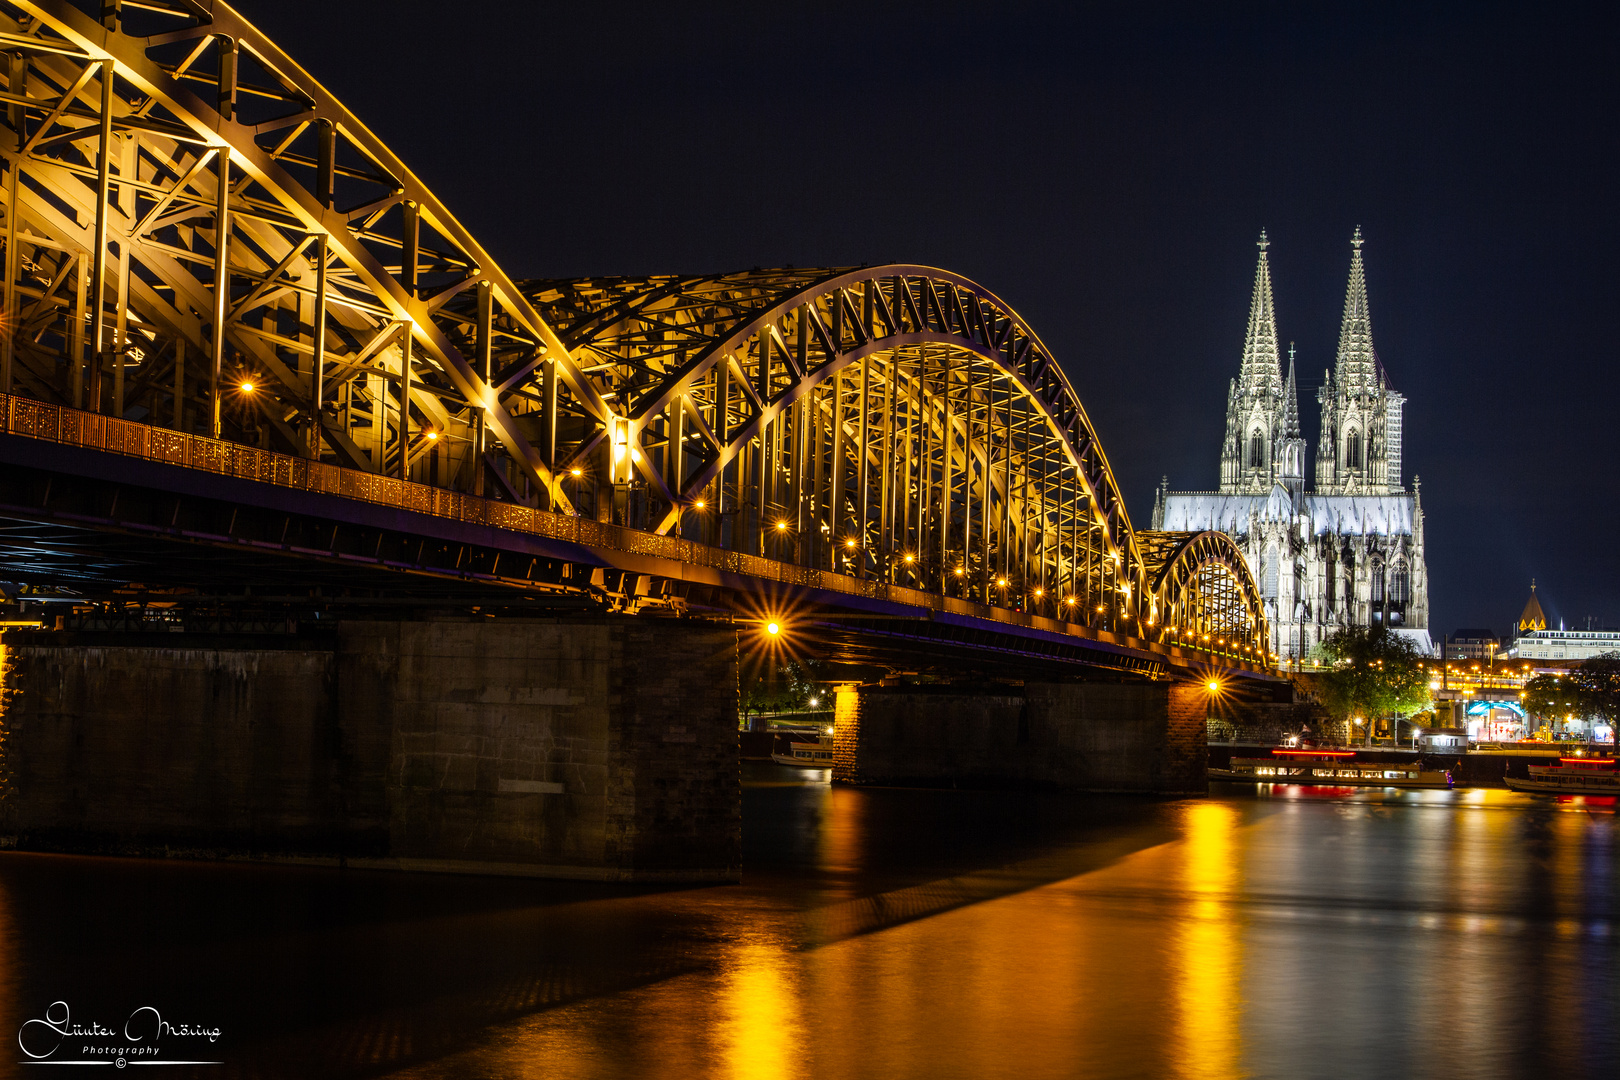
[1518,580,1548,633]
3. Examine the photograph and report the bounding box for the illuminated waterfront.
[1,768,1615,1079]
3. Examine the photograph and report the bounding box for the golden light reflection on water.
[720,944,806,1080]
[1173,801,1244,1080]
[377,788,1617,1080]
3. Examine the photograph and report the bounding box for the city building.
[1153,229,1433,661]
[1447,629,1500,661]
[1513,630,1620,661]
[1505,583,1620,661]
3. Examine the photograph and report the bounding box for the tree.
[1316,625,1431,741]
[1568,652,1620,728]
[740,659,833,724]
[1523,673,1581,725]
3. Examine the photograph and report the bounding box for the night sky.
[254,0,1618,640]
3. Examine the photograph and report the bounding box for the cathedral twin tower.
[1218,227,1403,499]
[1154,229,1432,661]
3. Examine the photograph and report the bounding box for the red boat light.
[1558,757,1616,765]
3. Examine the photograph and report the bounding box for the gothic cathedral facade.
[1151,230,1433,660]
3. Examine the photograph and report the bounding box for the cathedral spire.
[1240,230,1284,397]
[1220,232,1289,493]
[1282,343,1301,438]
[1335,226,1379,393]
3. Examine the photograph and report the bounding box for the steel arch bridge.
[0,0,1270,669]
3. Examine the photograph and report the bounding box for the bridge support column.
[831,683,862,784]
[0,618,741,881]
[831,681,1207,794]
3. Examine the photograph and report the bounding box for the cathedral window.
[1249,429,1265,468]
[1346,429,1362,470]
[1371,562,1385,603]
[1262,544,1279,599]
[1389,563,1409,605]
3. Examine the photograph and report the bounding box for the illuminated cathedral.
[1152,229,1433,660]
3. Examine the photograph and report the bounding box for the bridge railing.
[0,394,1269,672]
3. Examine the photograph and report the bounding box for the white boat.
[1211,749,1453,789]
[1504,756,1620,795]
[771,734,835,768]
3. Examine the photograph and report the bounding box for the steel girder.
[1137,528,1269,656]
[0,0,605,503]
[518,266,1157,626]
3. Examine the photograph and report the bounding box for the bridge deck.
[0,394,1274,682]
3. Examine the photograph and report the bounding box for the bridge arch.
[516,267,1151,618]
[1137,529,1269,657]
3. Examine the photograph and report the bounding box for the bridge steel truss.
[0,0,1270,662]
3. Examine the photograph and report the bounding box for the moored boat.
[1211,748,1453,789]
[1504,756,1620,795]
[771,734,836,768]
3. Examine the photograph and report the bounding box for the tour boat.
[1503,757,1620,795]
[771,734,836,768]
[1211,748,1453,789]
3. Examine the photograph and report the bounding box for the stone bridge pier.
[0,618,741,882]
[831,681,1214,794]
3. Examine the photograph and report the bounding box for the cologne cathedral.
[1151,229,1433,661]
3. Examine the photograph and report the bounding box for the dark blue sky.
[255,0,1618,638]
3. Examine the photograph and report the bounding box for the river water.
[1,768,1614,1079]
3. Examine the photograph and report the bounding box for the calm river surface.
[1,769,1615,1079]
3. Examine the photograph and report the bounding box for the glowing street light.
[765,621,781,636]
[239,380,255,393]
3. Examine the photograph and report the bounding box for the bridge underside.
[0,425,1273,684]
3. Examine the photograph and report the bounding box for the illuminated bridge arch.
[0,2,1270,665]
[1137,529,1269,656]
[510,267,1148,618]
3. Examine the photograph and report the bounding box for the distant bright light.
[425,429,438,440]
[845,538,857,549]
[776,521,789,532]
[1206,680,1221,694]
[996,577,1007,587]
[1034,588,1044,597]
[765,621,781,636]
[903,554,915,564]
[239,381,255,393]
[808,696,820,707]
[570,467,583,477]
[955,567,965,576]
[694,499,706,509]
